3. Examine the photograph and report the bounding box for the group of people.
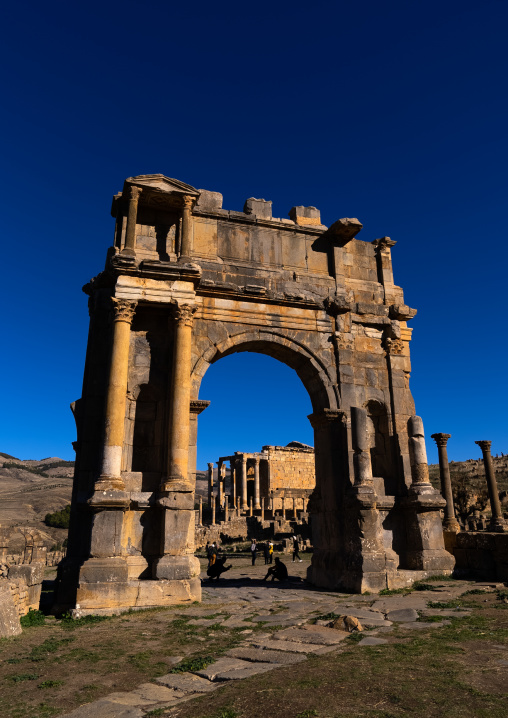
[203,535,303,583]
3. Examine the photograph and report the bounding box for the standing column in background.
[431,433,460,532]
[253,458,261,510]
[241,457,248,510]
[198,496,203,527]
[122,185,142,256]
[476,441,506,532]
[207,463,214,509]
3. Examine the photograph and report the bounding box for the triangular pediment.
[125,174,199,195]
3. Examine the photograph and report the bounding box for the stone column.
[207,463,214,508]
[198,495,203,527]
[475,440,506,532]
[253,458,261,509]
[224,496,229,522]
[351,406,374,487]
[293,497,297,519]
[154,302,200,591]
[122,185,142,256]
[249,496,253,517]
[404,416,454,573]
[231,460,237,507]
[179,195,194,262]
[218,460,225,508]
[408,416,432,490]
[241,456,248,510]
[431,433,460,532]
[211,495,216,525]
[162,304,197,492]
[94,298,137,498]
[236,497,240,518]
[260,498,265,521]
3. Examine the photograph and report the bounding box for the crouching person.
[263,556,288,582]
[206,556,232,581]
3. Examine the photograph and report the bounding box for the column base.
[75,577,201,614]
[89,487,130,508]
[443,518,461,533]
[488,518,507,533]
[153,555,201,581]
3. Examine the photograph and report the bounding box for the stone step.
[194,656,276,681]
[226,646,307,664]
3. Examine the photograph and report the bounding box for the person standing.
[269,541,274,564]
[292,535,302,562]
[263,542,270,565]
[250,538,257,566]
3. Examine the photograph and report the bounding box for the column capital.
[475,440,492,454]
[181,194,195,210]
[307,409,347,429]
[172,303,197,327]
[208,462,214,469]
[111,298,137,324]
[431,433,451,448]
[129,185,142,201]
[372,236,397,251]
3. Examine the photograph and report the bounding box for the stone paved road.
[61,557,499,717]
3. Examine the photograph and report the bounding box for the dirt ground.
[1,555,507,718]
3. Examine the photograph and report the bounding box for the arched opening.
[190,331,339,545]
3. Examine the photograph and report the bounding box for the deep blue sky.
[1,0,506,467]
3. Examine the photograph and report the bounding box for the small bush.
[412,582,439,592]
[38,679,64,689]
[20,609,46,627]
[170,655,214,673]
[44,504,71,528]
[379,587,408,596]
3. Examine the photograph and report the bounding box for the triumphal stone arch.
[57,174,454,613]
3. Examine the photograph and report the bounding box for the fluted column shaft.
[207,462,214,508]
[476,440,506,531]
[431,433,460,532]
[123,186,141,255]
[254,458,261,509]
[241,457,248,509]
[179,195,194,261]
[162,304,196,492]
[98,298,137,491]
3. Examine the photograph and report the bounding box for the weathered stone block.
[0,583,21,637]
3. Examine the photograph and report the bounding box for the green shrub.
[60,612,111,629]
[20,609,46,627]
[38,679,64,689]
[44,504,71,528]
[170,655,214,673]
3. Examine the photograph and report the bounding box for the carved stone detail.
[173,304,197,327]
[372,236,397,250]
[111,298,137,324]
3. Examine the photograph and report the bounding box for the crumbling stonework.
[57,173,454,613]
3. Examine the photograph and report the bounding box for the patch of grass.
[170,655,214,673]
[20,609,46,627]
[60,612,111,629]
[412,582,439,592]
[462,588,490,595]
[348,631,365,643]
[379,587,408,596]
[419,615,444,623]
[296,711,318,717]
[8,673,39,682]
[312,611,339,622]
[29,637,75,662]
[424,574,455,582]
[428,601,459,609]
[6,658,23,664]
[38,679,64,689]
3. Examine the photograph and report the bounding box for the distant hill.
[0,454,74,549]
